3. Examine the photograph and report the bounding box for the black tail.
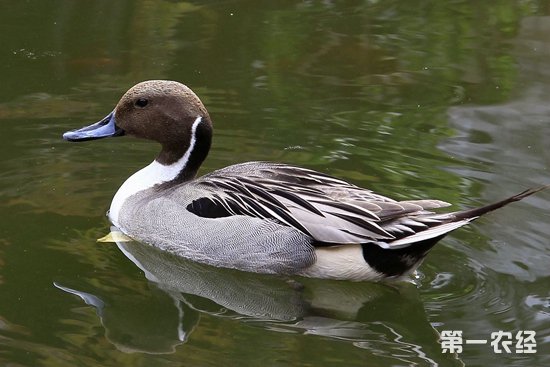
[453,185,549,221]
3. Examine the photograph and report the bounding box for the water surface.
[1,1,549,366]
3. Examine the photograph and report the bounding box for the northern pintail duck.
[63,80,547,281]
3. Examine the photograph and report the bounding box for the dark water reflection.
[1,1,550,366]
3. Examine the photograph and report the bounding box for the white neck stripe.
[173,115,203,174]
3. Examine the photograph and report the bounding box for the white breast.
[109,161,175,226]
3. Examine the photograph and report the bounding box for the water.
[1,1,549,366]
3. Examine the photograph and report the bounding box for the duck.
[63,80,547,282]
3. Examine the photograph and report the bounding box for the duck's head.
[63,80,213,176]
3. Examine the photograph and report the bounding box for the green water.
[1,1,549,366]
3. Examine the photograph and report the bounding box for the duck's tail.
[453,185,549,221]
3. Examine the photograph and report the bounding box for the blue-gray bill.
[62,111,124,141]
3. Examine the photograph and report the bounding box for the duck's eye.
[135,98,148,108]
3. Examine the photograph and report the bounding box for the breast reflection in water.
[53,281,199,354]
[57,237,459,365]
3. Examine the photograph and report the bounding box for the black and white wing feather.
[187,162,460,249]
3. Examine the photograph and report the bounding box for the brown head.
[63,80,214,180]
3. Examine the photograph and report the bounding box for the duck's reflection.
[56,237,457,365]
[115,239,308,322]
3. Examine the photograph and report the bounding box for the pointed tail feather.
[453,185,549,221]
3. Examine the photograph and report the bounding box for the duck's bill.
[62,111,125,142]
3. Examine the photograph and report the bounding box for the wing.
[188,162,458,248]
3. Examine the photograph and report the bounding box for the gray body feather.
[116,161,462,274]
[119,181,317,274]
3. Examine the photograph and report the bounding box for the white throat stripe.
[178,116,203,173]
